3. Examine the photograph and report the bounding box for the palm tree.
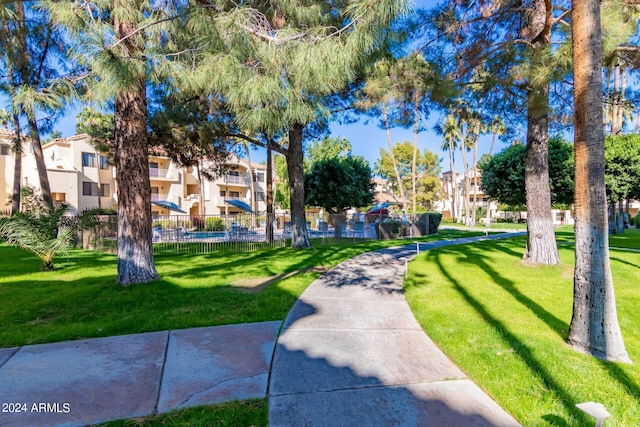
[439,114,461,220]
[0,190,90,271]
[360,59,410,215]
[567,0,630,363]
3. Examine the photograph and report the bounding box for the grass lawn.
[405,229,640,426]
[0,229,485,348]
[100,400,267,427]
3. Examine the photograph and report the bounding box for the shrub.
[426,212,442,234]
[192,216,205,230]
[83,207,117,215]
[635,215,640,227]
[441,217,458,224]
[205,217,226,231]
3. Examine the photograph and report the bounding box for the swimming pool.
[188,231,227,239]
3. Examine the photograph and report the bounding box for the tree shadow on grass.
[432,250,589,426]
[444,241,570,338]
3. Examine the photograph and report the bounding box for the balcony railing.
[149,167,176,180]
[224,175,246,185]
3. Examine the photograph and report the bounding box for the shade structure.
[366,202,392,215]
[152,200,187,213]
[225,199,255,214]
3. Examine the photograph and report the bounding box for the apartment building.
[0,131,270,216]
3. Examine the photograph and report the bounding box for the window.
[253,172,265,182]
[149,162,159,177]
[0,145,9,156]
[99,155,109,169]
[82,182,99,196]
[82,152,96,167]
[52,192,66,202]
[220,190,226,197]
[229,191,240,198]
[254,191,265,202]
[228,170,240,176]
[99,184,110,197]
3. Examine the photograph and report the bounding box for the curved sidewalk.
[269,234,523,426]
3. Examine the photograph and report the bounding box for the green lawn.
[0,230,484,348]
[405,230,640,426]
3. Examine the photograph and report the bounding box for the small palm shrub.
[0,190,94,271]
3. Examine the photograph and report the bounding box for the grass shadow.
[432,251,589,426]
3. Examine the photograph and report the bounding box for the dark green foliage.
[304,156,373,214]
[426,212,442,234]
[204,217,226,231]
[605,134,640,203]
[83,207,117,216]
[480,136,574,207]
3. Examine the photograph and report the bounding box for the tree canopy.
[374,141,442,211]
[304,156,373,214]
[479,136,574,208]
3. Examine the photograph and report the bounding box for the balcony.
[149,167,179,182]
[223,175,248,186]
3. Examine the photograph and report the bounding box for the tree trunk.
[11,3,52,208]
[245,142,256,228]
[459,124,470,226]
[448,144,457,219]
[196,162,205,216]
[523,80,559,265]
[286,123,310,248]
[114,7,158,286]
[382,104,408,213]
[412,93,419,214]
[471,136,478,227]
[27,114,53,207]
[567,0,630,363]
[266,142,274,243]
[616,200,624,234]
[11,113,22,214]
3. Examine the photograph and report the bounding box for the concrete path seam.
[153,331,172,414]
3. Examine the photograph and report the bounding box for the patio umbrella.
[225,199,255,214]
[152,200,187,213]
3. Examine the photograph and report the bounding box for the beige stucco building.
[0,130,269,217]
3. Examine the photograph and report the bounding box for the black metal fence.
[81,212,440,255]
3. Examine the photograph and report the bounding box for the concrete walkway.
[269,234,523,426]
[0,233,523,427]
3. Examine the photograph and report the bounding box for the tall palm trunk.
[447,142,457,219]
[10,114,22,214]
[114,4,158,285]
[567,0,630,363]
[287,123,310,248]
[382,104,408,213]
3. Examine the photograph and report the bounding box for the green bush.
[441,217,458,224]
[426,212,442,234]
[635,215,640,227]
[205,217,226,231]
